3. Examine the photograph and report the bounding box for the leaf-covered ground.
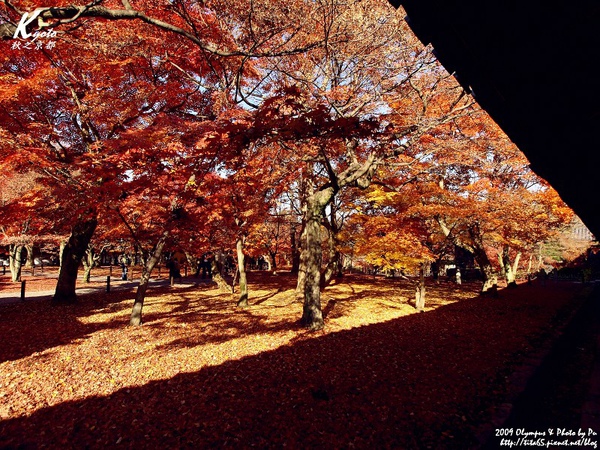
[0,266,169,294]
[0,272,588,449]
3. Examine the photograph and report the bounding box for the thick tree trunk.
[301,211,324,329]
[300,189,334,330]
[130,233,168,326]
[52,217,98,304]
[236,236,249,307]
[8,244,24,282]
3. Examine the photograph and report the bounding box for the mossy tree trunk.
[300,187,336,330]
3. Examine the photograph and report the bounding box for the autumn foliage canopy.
[0,0,576,327]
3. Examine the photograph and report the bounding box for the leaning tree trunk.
[8,244,24,282]
[52,216,98,304]
[210,258,230,292]
[321,229,340,289]
[236,235,249,307]
[130,232,168,326]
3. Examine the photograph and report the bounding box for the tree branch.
[1,4,322,59]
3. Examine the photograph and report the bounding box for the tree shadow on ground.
[0,290,134,363]
[320,274,482,320]
[0,281,590,449]
[0,282,215,363]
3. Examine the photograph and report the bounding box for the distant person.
[173,259,181,279]
[201,255,212,279]
[167,258,181,281]
[119,255,128,281]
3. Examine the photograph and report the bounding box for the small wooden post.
[20,280,26,302]
[109,265,113,277]
[106,276,111,293]
[170,276,174,286]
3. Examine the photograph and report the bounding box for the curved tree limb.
[1,3,322,58]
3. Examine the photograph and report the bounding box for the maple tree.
[0,4,237,305]
[0,0,472,326]
[0,172,51,282]
[248,203,294,273]
[193,148,289,307]
[0,0,581,332]
[236,0,475,329]
[391,109,572,292]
